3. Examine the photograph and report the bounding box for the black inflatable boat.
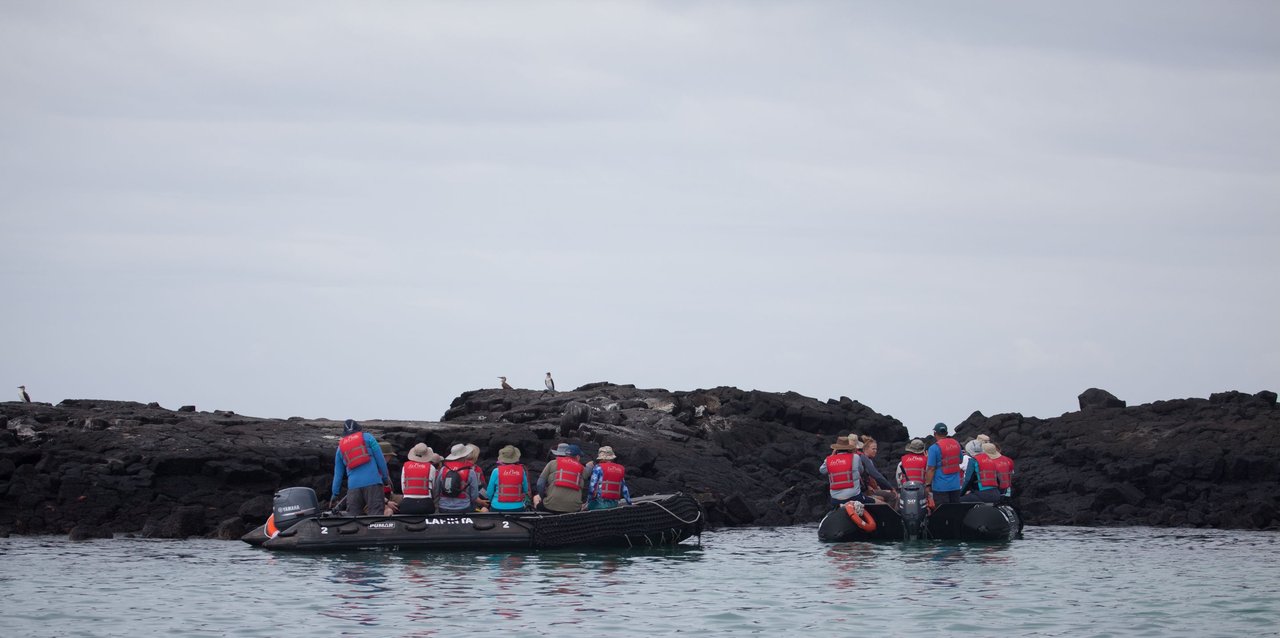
[817,482,1022,543]
[242,487,705,552]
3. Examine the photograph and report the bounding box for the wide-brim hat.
[551,443,572,456]
[445,443,470,461]
[847,434,865,451]
[596,446,617,461]
[408,443,435,463]
[983,442,1002,459]
[965,439,985,457]
[905,439,926,454]
[830,436,857,451]
[498,445,521,463]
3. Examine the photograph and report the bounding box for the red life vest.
[496,464,526,504]
[977,457,999,489]
[338,433,371,469]
[900,453,927,483]
[553,457,584,489]
[442,459,473,496]
[936,437,961,475]
[596,462,626,500]
[994,455,1014,491]
[402,460,433,497]
[825,453,858,491]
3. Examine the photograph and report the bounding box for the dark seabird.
[544,372,556,394]
[18,385,30,402]
[498,376,513,390]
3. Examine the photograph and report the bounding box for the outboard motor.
[271,487,320,533]
[898,481,927,540]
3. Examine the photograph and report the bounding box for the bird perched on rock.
[544,372,556,394]
[498,376,513,390]
[18,385,30,402]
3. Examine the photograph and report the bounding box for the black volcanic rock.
[2,384,1277,539]
[955,389,1279,530]
[1078,387,1126,410]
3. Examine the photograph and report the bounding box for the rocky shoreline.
[1,383,1276,539]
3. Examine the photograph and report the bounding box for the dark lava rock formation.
[1,383,1276,539]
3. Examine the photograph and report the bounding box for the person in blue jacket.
[924,422,964,505]
[331,419,391,516]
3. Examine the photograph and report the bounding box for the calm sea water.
[1,525,1277,637]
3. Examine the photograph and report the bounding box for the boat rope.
[639,500,703,525]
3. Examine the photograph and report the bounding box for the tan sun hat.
[830,436,857,451]
[596,446,617,461]
[445,443,470,461]
[983,442,1002,459]
[498,445,521,463]
[408,443,435,463]
[905,439,926,454]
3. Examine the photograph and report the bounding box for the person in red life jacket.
[331,419,392,516]
[896,438,929,486]
[820,436,872,506]
[960,439,1002,503]
[535,443,585,513]
[586,446,632,510]
[924,422,964,505]
[433,443,484,514]
[985,442,1015,498]
[399,443,441,515]
[485,445,531,512]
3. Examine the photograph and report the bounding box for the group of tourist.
[821,422,1015,509]
[330,419,633,517]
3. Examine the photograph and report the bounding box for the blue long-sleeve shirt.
[331,432,390,497]
[962,456,997,493]
[587,464,631,506]
[486,465,531,511]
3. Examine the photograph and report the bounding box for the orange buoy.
[842,501,877,532]
[264,514,280,539]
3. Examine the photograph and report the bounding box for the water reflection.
[318,554,393,626]
[825,544,875,591]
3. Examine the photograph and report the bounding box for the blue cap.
[566,444,582,457]
[933,422,948,434]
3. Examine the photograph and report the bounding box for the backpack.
[440,466,466,498]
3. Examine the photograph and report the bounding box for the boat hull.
[818,501,1022,542]
[243,493,705,551]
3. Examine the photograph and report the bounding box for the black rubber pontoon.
[818,483,1022,543]
[242,490,705,552]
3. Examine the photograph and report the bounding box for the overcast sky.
[3,2,1277,437]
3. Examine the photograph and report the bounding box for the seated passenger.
[434,444,483,514]
[820,436,873,506]
[858,436,898,509]
[896,438,928,486]
[535,443,585,513]
[986,442,1015,498]
[960,441,1002,503]
[486,445,531,512]
[586,446,632,510]
[399,443,440,515]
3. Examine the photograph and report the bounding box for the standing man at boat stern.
[331,419,392,516]
[924,422,964,506]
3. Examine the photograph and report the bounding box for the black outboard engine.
[272,487,320,533]
[898,481,928,540]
